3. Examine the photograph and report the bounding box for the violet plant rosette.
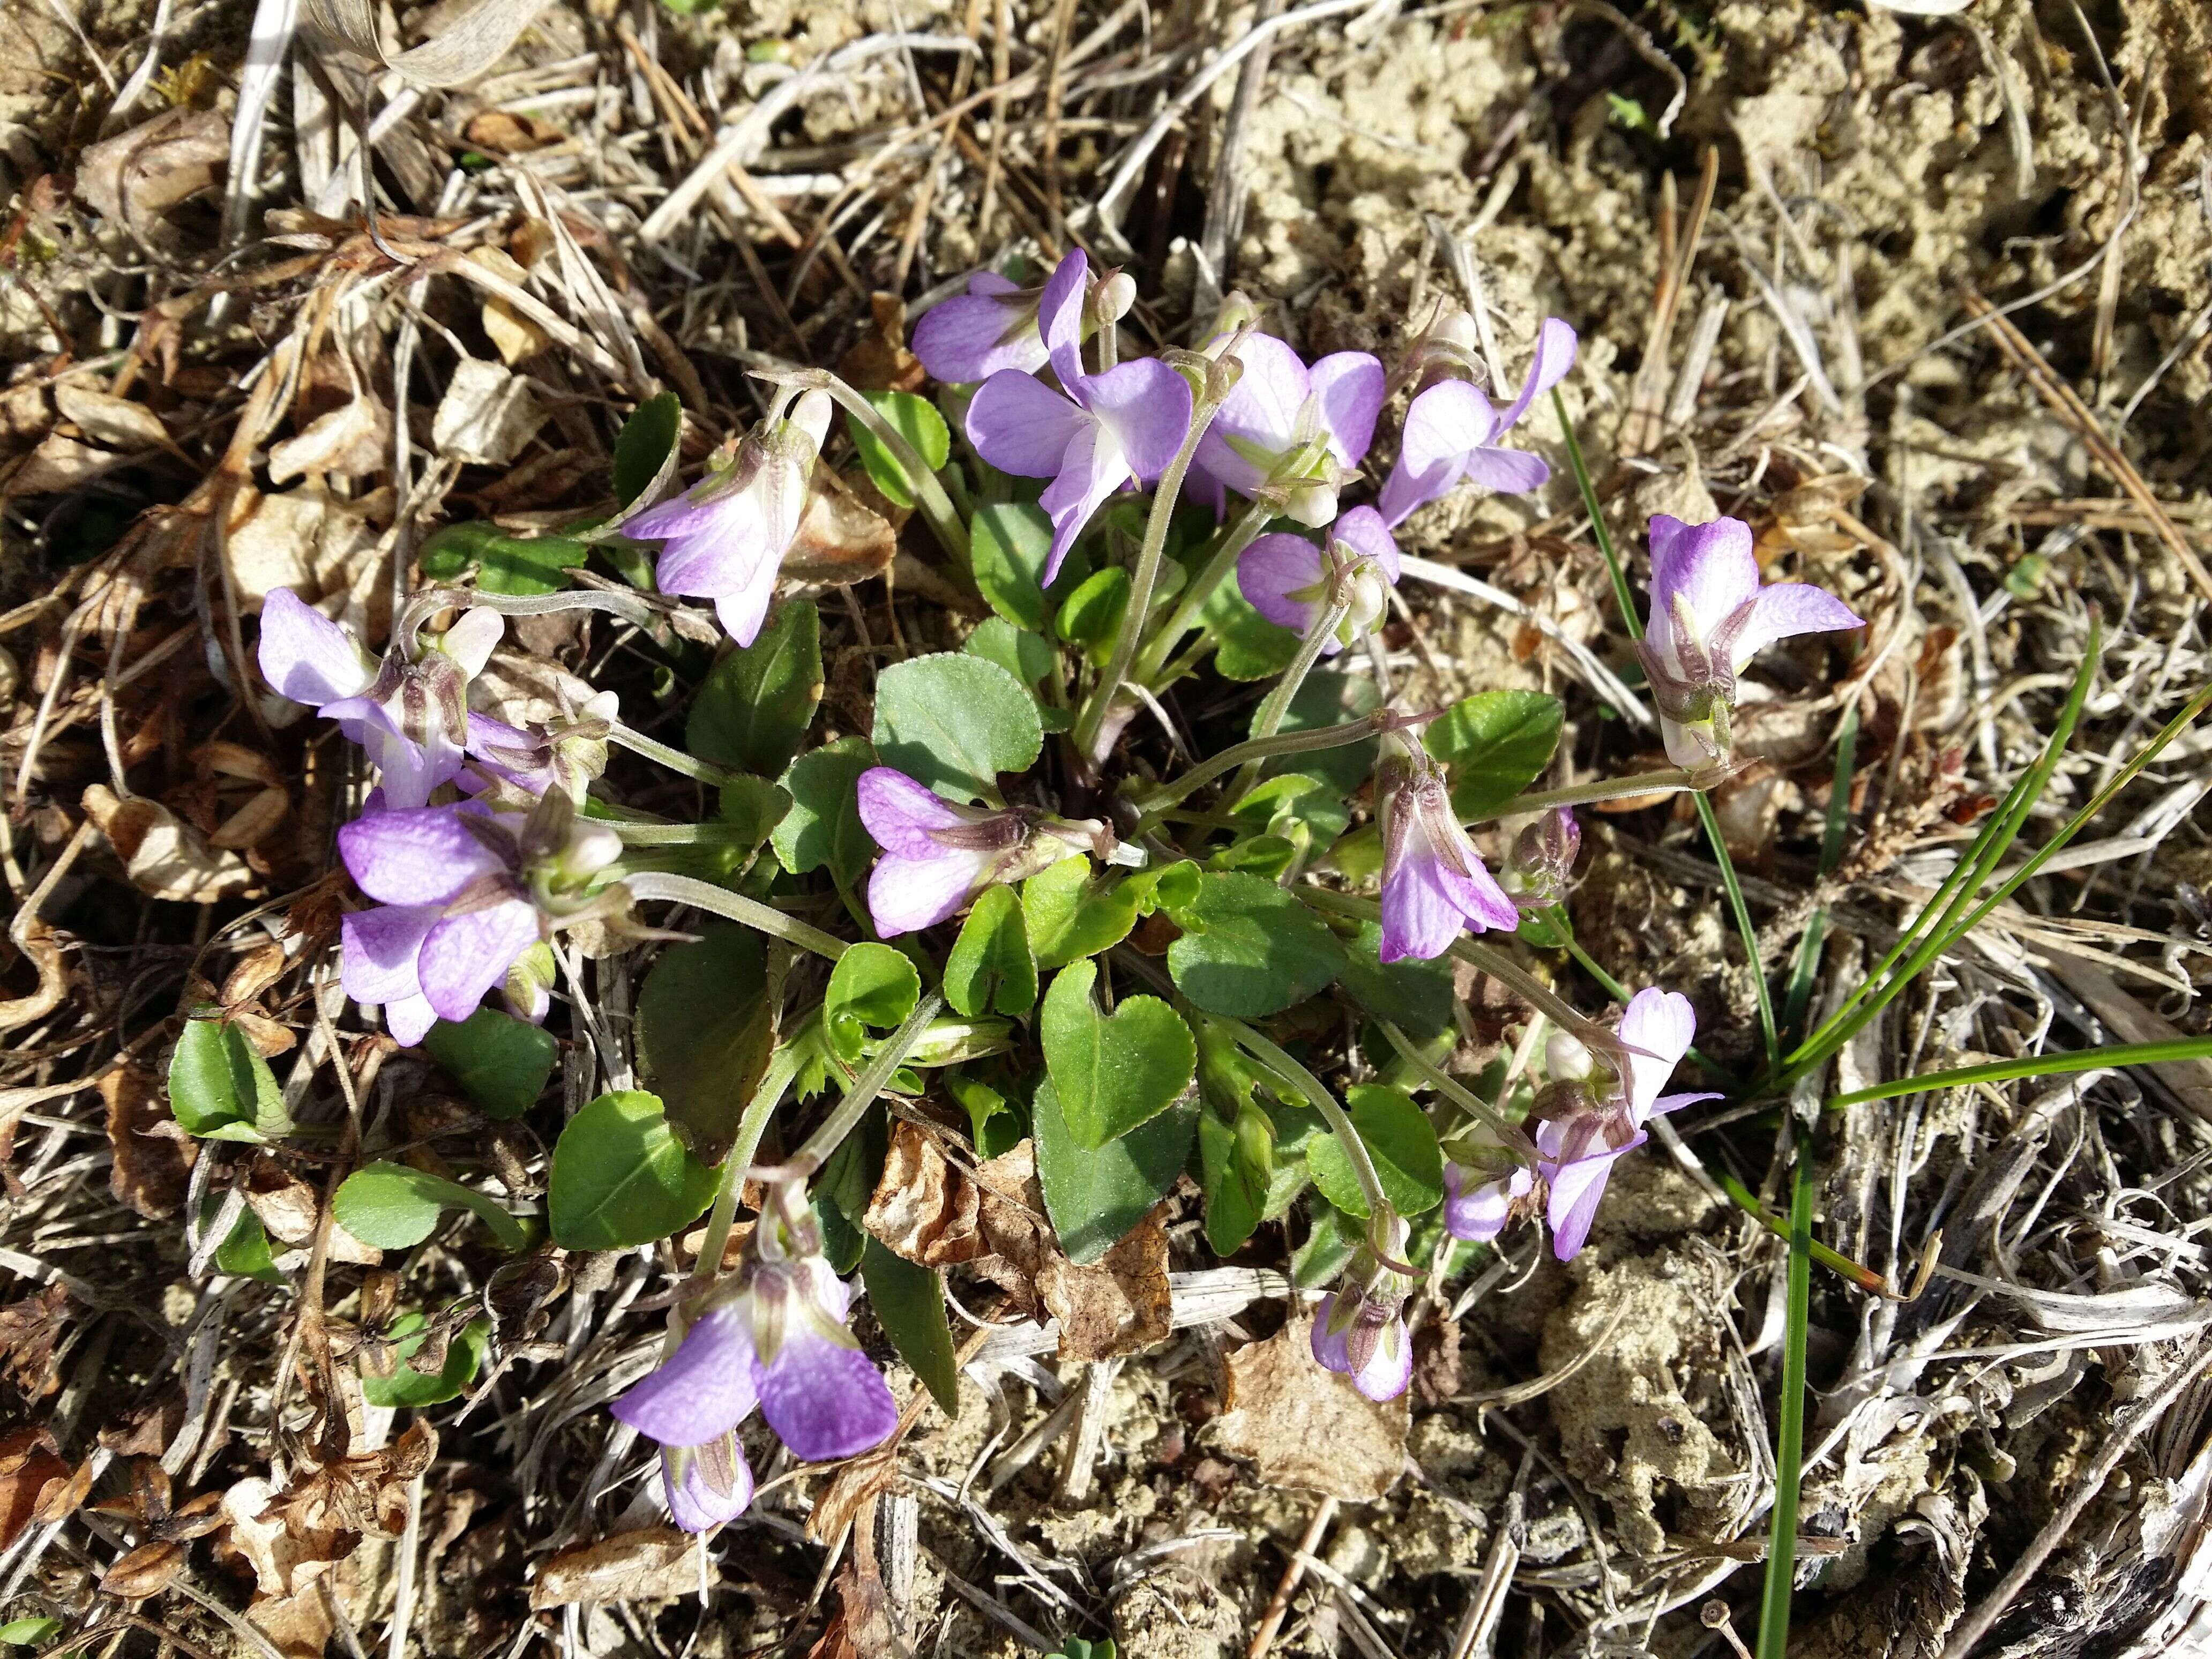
[1374,740,1519,963]
[613,1184,899,1532]
[1236,505,1401,657]
[625,388,832,647]
[337,791,620,1045]
[856,766,1111,937]
[1190,328,1384,527]
[963,249,1194,581]
[1528,990,1719,1260]
[258,587,504,810]
[1378,317,1578,527]
[1639,513,1866,771]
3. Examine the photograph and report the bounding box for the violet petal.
[612,1303,761,1445]
[1309,351,1386,467]
[1236,533,1326,636]
[1080,356,1194,483]
[1725,582,1865,670]
[257,588,375,709]
[340,903,438,1007]
[965,370,1088,478]
[753,1322,899,1463]
[417,899,541,1025]
[337,805,505,906]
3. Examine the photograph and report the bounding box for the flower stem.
[1130,707,1428,836]
[789,992,944,1177]
[690,1047,801,1286]
[816,376,970,563]
[1227,600,1350,801]
[1378,1021,1537,1159]
[1072,391,1224,762]
[1485,766,1710,823]
[623,871,849,962]
[1131,497,1277,687]
[1223,1018,1394,1227]
[605,819,763,846]
[1756,1143,1814,1659]
[607,721,750,788]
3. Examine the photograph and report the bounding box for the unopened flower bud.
[1283,479,1340,528]
[1547,1029,1594,1083]
[1092,270,1137,326]
[1501,806,1581,910]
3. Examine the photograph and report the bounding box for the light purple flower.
[1640,514,1865,771]
[965,250,1193,582]
[463,687,620,806]
[660,1433,753,1533]
[258,588,504,810]
[337,794,618,1044]
[613,1185,898,1530]
[1310,1290,1412,1402]
[913,269,1052,384]
[627,390,831,648]
[1443,1146,1536,1244]
[1192,331,1384,526]
[1376,745,1517,963]
[1377,318,1578,527]
[1236,506,1400,655]
[857,766,1104,937]
[1530,991,1718,1260]
[1499,806,1581,911]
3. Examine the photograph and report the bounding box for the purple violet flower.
[1236,505,1400,655]
[462,687,620,807]
[1443,1136,1537,1245]
[913,269,1051,384]
[1640,514,1866,771]
[1529,991,1719,1260]
[613,1184,898,1531]
[1376,743,1518,964]
[1192,331,1384,526]
[964,249,1193,582]
[626,389,831,648]
[258,588,504,810]
[337,791,619,1045]
[856,766,1105,937]
[1310,1289,1413,1403]
[1498,806,1581,912]
[1377,318,1578,527]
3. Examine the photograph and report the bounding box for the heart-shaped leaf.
[359,1313,490,1409]
[1165,872,1346,1018]
[1335,921,1456,1041]
[168,1015,293,1142]
[970,502,1055,631]
[861,1237,960,1414]
[416,522,589,595]
[1034,1078,1195,1265]
[422,1006,558,1120]
[944,886,1036,1017]
[334,1161,528,1252]
[1022,856,1140,971]
[824,943,922,1062]
[636,925,776,1161]
[773,737,876,886]
[686,599,823,777]
[1304,1084,1444,1219]
[1056,567,1130,669]
[871,653,1042,805]
[614,391,683,514]
[1040,960,1195,1149]
[964,616,1057,692]
[1425,690,1564,821]
[846,390,951,509]
[549,1090,720,1250]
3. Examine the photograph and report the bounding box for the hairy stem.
[1378,1021,1536,1158]
[1130,707,1433,835]
[789,992,945,1176]
[1227,600,1350,799]
[690,1047,801,1287]
[1131,497,1277,686]
[1227,1019,1394,1227]
[623,872,849,961]
[607,721,750,788]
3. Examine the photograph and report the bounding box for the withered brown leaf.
[1208,1318,1409,1501]
[529,1526,712,1608]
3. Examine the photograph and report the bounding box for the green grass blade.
[1828,1035,2212,1109]
[1757,1146,1815,1659]
[1782,701,1859,1042]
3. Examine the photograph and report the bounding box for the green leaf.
[416,522,589,596]
[970,502,1055,630]
[549,1090,721,1250]
[716,774,790,855]
[1056,567,1130,668]
[1165,872,1346,1018]
[1021,856,1141,971]
[871,653,1042,804]
[1304,1084,1445,1219]
[1336,921,1457,1041]
[861,1237,960,1415]
[1258,670,1380,796]
[1039,961,1195,1148]
[359,1313,490,1409]
[1204,565,1299,681]
[825,942,922,1062]
[0,1618,64,1648]
[1290,1198,1358,1289]
[614,391,683,512]
[209,1201,281,1282]
[422,1007,558,1120]
[167,1016,292,1142]
[947,1072,1024,1157]
[847,390,951,509]
[636,925,776,1161]
[1425,689,1565,820]
[1034,1078,1195,1265]
[333,1161,528,1252]
[944,886,1036,1017]
[963,616,1057,692]
[773,737,877,886]
[686,600,823,776]
[1230,772,1350,855]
